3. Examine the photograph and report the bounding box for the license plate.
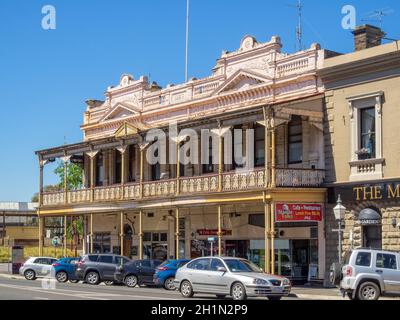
[272,287,283,293]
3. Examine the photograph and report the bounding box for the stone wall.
[325,201,400,286]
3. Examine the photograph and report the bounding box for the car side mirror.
[217,266,227,273]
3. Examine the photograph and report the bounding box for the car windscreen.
[224,259,262,273]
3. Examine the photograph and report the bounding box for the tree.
[54,162,83,190]
[66,216,84,257]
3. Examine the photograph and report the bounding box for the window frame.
[287,116,303,165]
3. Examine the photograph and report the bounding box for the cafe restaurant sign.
[275,203,323,222]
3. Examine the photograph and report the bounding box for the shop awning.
[358,208,381,225]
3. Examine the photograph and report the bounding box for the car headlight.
[282,278,291,286]
[253,278,268,285]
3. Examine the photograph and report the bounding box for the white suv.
[331,249,400,300]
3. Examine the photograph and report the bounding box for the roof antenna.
[288,0,303,51]
[185,0,190,83]
[362,7,394,29]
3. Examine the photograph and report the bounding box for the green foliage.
[54,162,83,190]
[66,216,84,240]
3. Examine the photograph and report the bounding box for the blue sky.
[0,0,399,202]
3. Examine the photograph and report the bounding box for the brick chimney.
[352,25,385,51]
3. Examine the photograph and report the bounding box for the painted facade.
[36,35,334,282]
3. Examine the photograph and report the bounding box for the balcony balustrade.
[41,168,325,206]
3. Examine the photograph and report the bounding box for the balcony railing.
[275,168,325,187]
[41,168,325,206]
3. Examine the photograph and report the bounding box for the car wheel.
[104,281,114,286]
[85,271,100,285]
[125,275,138,288]
[268,296,282,301]
[56,271,68,283]
[24,270,36,281]
[357,282,380,301]
[216,295,226,299]
[69,280,79,284]
[231,282,247,301]
[164,277,176,290]
[180,280,194,298]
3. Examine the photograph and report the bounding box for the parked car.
[153,259,190,290]
[75,254,131,285]
[174,257,291,300]
[52,257,80,283]
[19,257,58,280]
[114,259,162,288]
[330,248,400,300]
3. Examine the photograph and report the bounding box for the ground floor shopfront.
[325,179,400,282]
[38,189,326,282]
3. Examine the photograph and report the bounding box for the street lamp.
[333,195,346,264]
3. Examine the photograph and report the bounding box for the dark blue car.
[153,259,190,290]
[52,257,80,283]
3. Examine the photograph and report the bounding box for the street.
[0,274,346,301]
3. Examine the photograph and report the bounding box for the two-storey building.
[36,35,334,282]
[320,25,400,280]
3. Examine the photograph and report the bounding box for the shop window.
[93,233,111,254]
[160,233,168,242]
[254,124,265,167]
[152,233,160,242]
[376,253,397,270]
[288,116,303,164]
[143,232,151,242]
[355,252,371,267]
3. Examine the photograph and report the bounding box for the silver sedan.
[174,256,291,300]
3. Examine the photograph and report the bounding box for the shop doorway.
[362,225,382,249]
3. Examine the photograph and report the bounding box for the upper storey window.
[359,107,376,160]
[348,92,384,181]
[288,116,303,164]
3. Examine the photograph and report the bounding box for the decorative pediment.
[115,122,139,138]
[213,69,273,95]
[100,101,141,122]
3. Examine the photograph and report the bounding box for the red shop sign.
[275,203,323,222]
[197,229,232,236]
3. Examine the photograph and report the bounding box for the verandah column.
[139,210,143,259]
[61,153,71,204]
[217,205,222,256]
[175,208,180,259]
[120,212,124,256]
[38,216,44,256]
[117,145,127,200]
[86,150,99,202]
[263,192,271,273]
[90,213,94,253]
[270,201,276,274]
[63,215,67,257]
